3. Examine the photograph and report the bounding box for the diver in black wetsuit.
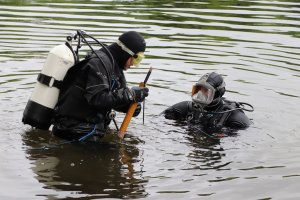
[52,31,149,141]
[163,72,253,133]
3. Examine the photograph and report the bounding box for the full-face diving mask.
[117,40,144,67]
[191,73,225,106]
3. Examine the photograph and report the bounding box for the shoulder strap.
[89,50,114,91]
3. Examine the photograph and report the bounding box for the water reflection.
[161,117,230,171]
[22,129,148,199]
[184,129,231,171]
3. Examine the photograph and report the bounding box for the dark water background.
[0,0,300,199]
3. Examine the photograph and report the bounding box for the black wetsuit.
[163,98,251,132]
[52,46,132,140]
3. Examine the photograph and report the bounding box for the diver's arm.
[225,110,251,129]
[163,101,193,120]
[84,61,133,110]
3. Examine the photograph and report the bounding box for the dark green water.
[0,0,300,199]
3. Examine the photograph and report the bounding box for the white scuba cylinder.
[31,44,74,108]
[22,40,76,130]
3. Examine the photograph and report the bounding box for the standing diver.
[52,31,149,141]
[163,72,253,134]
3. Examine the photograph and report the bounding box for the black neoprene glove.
[133,103,142,117]
[131,86,149,102]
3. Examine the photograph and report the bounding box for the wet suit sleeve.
[84,59,132,111]
[225,110,251,129]
[163,101,193,120]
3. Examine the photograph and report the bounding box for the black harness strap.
[215,103,235,128]
[37,73,63,89]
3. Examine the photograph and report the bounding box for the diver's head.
[191,72,226,107]
[117,31,146,70]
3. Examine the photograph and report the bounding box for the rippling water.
[1,0,300,199]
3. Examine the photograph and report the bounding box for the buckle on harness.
[37,73,62,89]
[49,76,55,88]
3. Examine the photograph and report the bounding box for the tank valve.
[66,33,76,42]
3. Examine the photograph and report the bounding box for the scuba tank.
[22,36,77,130]
[22,30,114,130]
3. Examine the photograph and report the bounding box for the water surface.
[0,0,300,199]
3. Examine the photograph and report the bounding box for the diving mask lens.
[132,52,144,67]
[191,84,215,105]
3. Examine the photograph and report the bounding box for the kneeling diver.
[163,72,253,133]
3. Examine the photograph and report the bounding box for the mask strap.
[116,40,134,56]
[215,81,226,93]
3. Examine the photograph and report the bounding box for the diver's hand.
[133,103,142,117]
[130,86,149,102]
